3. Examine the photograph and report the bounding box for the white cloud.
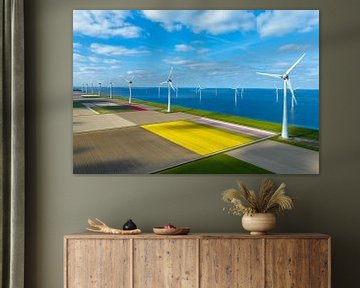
[142,10,256,35]
[73,53,86,62]
[73,10,142,38]
[73,52,122,66]
[104,59,121,64]
[279,43,311,53]
[88,56,102,63]
[197,48,210,54]
[163,57,193,66]
[174,44,210,55]
[90,43,149,56]
[175,44,195,52]
[73,42,82,50]
[257,10,319,37]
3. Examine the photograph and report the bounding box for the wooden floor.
[73,127,199,174]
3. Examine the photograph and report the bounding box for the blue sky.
[73,10,319,89]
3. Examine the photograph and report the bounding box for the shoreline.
[94,94,319,140]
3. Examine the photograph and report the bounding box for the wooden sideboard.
[64,233,330,288]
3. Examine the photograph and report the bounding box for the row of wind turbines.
[80,53,306,139]
[81,81,114,98]
[155,52,305,140]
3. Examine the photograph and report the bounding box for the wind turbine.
[175,86,179,98]
[91,82,94,95]
[85,83,88,94]
[257,53,305,139]
[98,82,102,97]
[158,86,161,98]
[196,84,204,102]
[232,86,240,106]
[160,67,176,112]
[291,87,300,109]
[274,84,279,103]
[81,83,85,93]
[124,76,134,104]
[108,80,113,99]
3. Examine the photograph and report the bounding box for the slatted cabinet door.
[266,239,310,287]
[65,239,132,288]
[309,239,330,288]
[200,239,264,288]
[133,239,198,288]
[64,234,330,288]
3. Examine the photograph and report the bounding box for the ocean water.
[76,87,319,130]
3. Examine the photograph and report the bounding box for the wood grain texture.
[200,239,264,288]
[310,239,330,288]
[133,239,198,288]
[66,239,131,288]
[65,233,330,240]
[64,234,330,288]
[265,239,310,288]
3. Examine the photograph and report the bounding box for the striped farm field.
[141,120,255,155]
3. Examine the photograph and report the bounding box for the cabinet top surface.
[64,232,330,240]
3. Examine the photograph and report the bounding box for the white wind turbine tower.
[124,76,134,104]
[196,84,204,102]
[108,80,113,99]
[98,82,102,97]
[81,83,85,93]
[174,84,179,98]
[158,86,161,98]
[91,82,94,94]
[160,67,176,112]
[257,53,305,139]
[232,86,240,106]
[274,84,279,103]
[85,83,89,94]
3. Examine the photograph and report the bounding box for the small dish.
[153,227,190,235]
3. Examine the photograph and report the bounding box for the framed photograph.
[72,10,319,174]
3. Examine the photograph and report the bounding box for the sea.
[75,87,319,130]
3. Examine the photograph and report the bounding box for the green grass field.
[158,154,272,174]
[81,95,102,99]
[73,102,87,109]
[90,105,136,114]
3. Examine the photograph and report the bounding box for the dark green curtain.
[1,0,25,287]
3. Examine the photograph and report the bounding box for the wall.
[25,0,360,287]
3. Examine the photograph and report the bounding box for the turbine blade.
[285,53,306,75]
[287,79,298,105]
[256,72,282,78]
[160,81,167,85]
[169,81,176,91]
[168,67,173,79]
